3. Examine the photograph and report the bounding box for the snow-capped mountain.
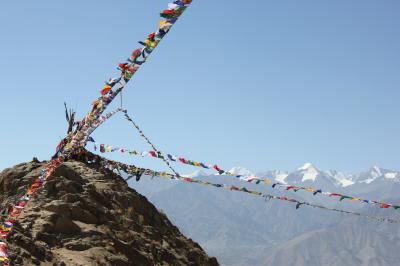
[258,164,400,188]
[353,166,400,184]
[297,163,319,181]
[283,163,331,183]
[325,170,355,187]
[185,169,212,178]
[228,166,254,177]
[186,163,400,188]
[186,167,255,178]
[258,170,289,184]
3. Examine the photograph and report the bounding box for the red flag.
[101,85,112,95]
[213,165,222,171]
[380,203,391,209]
[178,157,187,164]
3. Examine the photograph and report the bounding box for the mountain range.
[231,163,400,187]
[129,163,400,266]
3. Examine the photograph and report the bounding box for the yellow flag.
[351,197,362,201]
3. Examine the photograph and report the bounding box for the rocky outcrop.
[0,159,219,266]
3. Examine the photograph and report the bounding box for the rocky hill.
[0,159,218,266]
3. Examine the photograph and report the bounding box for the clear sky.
[0,0,399,173]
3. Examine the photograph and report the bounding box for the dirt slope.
[0,158,219,266]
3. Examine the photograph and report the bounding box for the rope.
[122,110,181,177]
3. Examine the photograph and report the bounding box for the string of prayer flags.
[0,156,65,265]
[79,150,400,225]
[62,0,193,155]
[94,141,400,211]
[0,1,194,264]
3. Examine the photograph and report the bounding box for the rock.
[53,216,81,235]
[31,157,41,163]
[0,159,219,266]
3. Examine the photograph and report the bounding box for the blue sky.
[0,0,399,173]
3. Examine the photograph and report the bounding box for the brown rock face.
[0,159,219,266]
